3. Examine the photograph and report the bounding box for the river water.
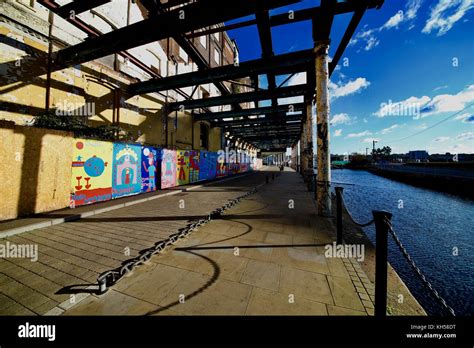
[331,169,474,316]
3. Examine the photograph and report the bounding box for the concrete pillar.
[315,40,331,216]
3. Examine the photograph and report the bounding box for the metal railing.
[334,186,456,317]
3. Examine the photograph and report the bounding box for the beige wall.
[0,121,74,220]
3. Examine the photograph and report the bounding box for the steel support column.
[300,120,307,175]
[315,40,331,217]
[306,100,314,174]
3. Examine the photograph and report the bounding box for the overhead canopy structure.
[42,0,384,151]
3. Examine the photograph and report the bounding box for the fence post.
[372,210,393,317]
[335,187,343,245]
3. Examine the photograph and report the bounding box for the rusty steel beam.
[54,0,299,68]
[129,49,313,95]
[186,0,384,38]
[196,102,305,121]
[218,115,302,127]
[256,9,276,106]
[55,0,111,17]
[168,84,308,111]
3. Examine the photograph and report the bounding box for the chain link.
[384,217,456,316]
[97,186,258,293]
[340,193,375,227]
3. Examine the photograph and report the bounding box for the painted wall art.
[188,150,200,183]
[70,139,113,207]
[176,150,190,186]
[112,143,142,199]
[141,146,161,192]
[161,149,177,189]
[216,155,227,178]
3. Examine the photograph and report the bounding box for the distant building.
[408,150,429,162]
[429,153,474,162]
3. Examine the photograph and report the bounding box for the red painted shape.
[85,177,91,189]
[75,176,82,190]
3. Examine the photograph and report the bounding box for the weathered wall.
[0,121,73,220]
[0,4,222,151]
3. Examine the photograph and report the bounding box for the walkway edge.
[0,172,254,239]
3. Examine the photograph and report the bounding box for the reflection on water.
[331,169,474,316]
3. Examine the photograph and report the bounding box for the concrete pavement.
[61,168,375,316]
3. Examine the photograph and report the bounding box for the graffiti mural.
[141,146,161,192]
[188,150,200,183]
[71,139,113,207]
[161,149,177,189]
[112,143,142,199]
[176,150,190,186]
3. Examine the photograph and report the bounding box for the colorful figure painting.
[71,139,113,207]
[216,155,227,178]
[161,149,177,189]
[112,143,142,199]
[188,150,200,183]
[141,146,161,192]
[176,150,190,186]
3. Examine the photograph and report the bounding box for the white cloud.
[382,11,405,30]
[361,137,380,143]
[434,85,448,91]
[423,0,474,36]
[347,130,372,138]
[278,72,307,105]
[455,112,474,123]
[433,136,450,142]
[350,0,422,51]
[373,85,474,118]
[406,0,423,20]
[363,118,368,123]
[364,36,380,51]
[415,123,428,130]
[449,143,474,153]
[286,72,306,86]
[380,124,399,134]
[373,96,431,118]
[329,78,370,100]
[456,132,474,141]
[334,129,342,137]
[349,28,379,51]
[421,85,474,116]
[330,113,351,126]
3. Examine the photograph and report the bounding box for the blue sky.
[226,0,474,154]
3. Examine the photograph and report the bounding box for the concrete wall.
[0,120,73,220]
[0,120,250,219]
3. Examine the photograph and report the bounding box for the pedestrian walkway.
[0,167,426,316]
[59,168,376,316]
[0,171,267,315]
